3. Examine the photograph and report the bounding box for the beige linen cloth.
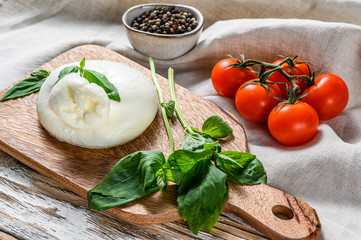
[1,0,361,239]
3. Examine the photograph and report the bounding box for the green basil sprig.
[55,58,121,102]
[87,58,267,236]
[0,69,50,102]
[167,66,267,234]
[168,149,228,234]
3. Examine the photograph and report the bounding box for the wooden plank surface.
[0,151,267,240]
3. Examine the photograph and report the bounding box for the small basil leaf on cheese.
[83,69,120,102]
[56,66,80,84]
[54,58,121,102]
[79,57,85,69]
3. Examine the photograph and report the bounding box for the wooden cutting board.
[0,45,320,240]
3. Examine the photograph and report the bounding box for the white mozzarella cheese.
[37,60,158,148]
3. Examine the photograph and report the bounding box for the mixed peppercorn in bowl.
[122,3,204,59]
[130,6,199,35]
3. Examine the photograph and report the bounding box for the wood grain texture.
[0,151,266,240]
[0,45,320,239]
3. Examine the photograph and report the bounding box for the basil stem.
[149,57,174,154]
[168,68,193,133]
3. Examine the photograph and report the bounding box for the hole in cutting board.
[272,205,294,220]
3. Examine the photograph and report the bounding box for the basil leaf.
[215,151,267,184]
[161,100,175,118]
[182,132,221,152]
[30,69,51,78]
[87,151,166,211]
[57,66,79,82]
[80,57,85,69]
[83,69,120,102]
[162,162,176,183]
[175,157,228,234]
[181,132,206,151]
[202,116,233,139]
[54,59,121,102]
[0,70,50,101]
[203,141,221,153]
[167,149,213,177]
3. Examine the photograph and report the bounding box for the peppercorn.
[131,6,198,35]
[149,13,156,19]
[191,21,198,29]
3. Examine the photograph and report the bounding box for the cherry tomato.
[268,101,319,146]
[268,59,310,99]
[235,80,282,123]
[302,73,349,120]
[211,58,256,98]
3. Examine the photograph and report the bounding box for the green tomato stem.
[168,68,194,134]
[149,57,174,154]
[231,55,315,94]
[277,68,300,92]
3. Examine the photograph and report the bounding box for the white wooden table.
[0,150,268,240]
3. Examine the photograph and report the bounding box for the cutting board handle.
[224,182,321,240]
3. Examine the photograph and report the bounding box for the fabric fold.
[1,0,361,239]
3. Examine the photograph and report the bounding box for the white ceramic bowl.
[122,3,204,60]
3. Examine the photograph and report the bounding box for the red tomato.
[268,101,319,146]
[268,59,310,99]
[235,80,282,123]
[302,73,349,120]
[211,58,256,98]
